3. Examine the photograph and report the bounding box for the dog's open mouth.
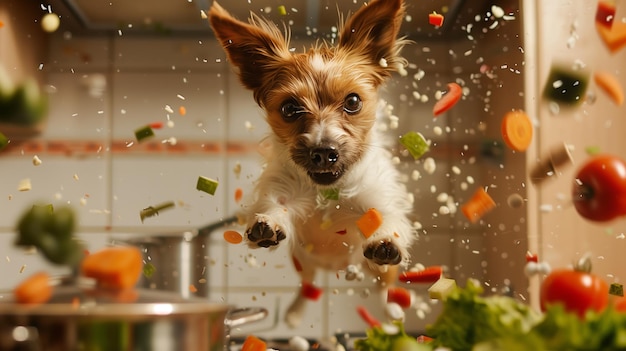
[308,170,343,185]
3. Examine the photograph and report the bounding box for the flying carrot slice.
[356,208,383,239]
[223,230,243,244]
[461,187,496,223]
[14,272,52,304]
[387,286,412,308]
[81,246,143,289]
[399,266,443,283]
[595,0,616,28]
[241,335,267,351]
[501,110,533,152]
[356,305,381,328]
[433,82,462,116]
[596,21,626,53]
[301,282,323,301]
[594,71,624,106]
[234,187,244,203]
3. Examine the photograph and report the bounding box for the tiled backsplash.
[0,31,510,339]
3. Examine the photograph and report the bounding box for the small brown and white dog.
[209,0,415,327]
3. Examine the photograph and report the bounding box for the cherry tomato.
[572,154,626,222]
[540,268,609,318]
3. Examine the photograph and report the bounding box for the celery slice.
[320,188,339,201]
[134,125,155,142]
[399,131,429,160]
[428,277,457,300]
[196,176,218,195]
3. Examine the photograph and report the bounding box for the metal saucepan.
[0,276,267,351]
[115,216,239,298]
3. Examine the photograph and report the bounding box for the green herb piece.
[0,131,8,150]
[139,201,175,222]
[610,283,624,297]
[134,125,155,142]
[320,188,340,201]
[585,145,602,155]
[399,131,429,160]
[277,5,287,15]
[428,277,457,300]
[196,176,218,195]
[543,65,590,105]
[143,262,156,278]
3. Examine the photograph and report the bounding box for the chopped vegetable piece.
[399,266,443,283]
[596,21,626,53]
[610,283,624,297]
[134,125,155,142]
[14,272,52,304]
[0,131,8,150]
[417,335,434,344]
[139,201,175,222]
[428,277,457,300]
[501,110,533,152]
[196,176,218,195]
[433,82,462,116]
[17,178,31,191]
[189,284,198,293]
[542,65,590,105]
[595,0,616,28]
[149,122,164,129]
[241,335,267,351]
[234,187,244,203]
[277,5,287,16]
[356,208,383,239]
[81,246,143,289]
[399,131,430,159]
[301,282,323,301]
[320,188,340,201]
[143,262,156,278]
[387,287,412,308]
[178,106,187,116]
[429,12,444,26]
[292,255,303,272]
[354,321,423,351]
[461,187,496,223]
[357,305,381,328]
[223,230,243,244]
[594,70,624,105]
[585,145,602,155]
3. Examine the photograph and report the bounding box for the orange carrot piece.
[594,71,624,106]
[357,305,381,328]
[595,0,616,28]
[433,82,462,116]
[81,246,143,289]
[179,106,187,116]
[241,335,266,351]
[301,282,323,301]
[223,230,243,244]
[234,187,244,203]
[399,266,443,283]
[14,272,52,305]
[501,110,533,152]
[356,208,383,239]
[387,286,412,308]
[461,187,496,223]
[596,21,626,53]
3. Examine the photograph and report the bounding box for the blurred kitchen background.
[1,0,625,341]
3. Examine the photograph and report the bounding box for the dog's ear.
[209,1,290,92]
[338,0,406,80]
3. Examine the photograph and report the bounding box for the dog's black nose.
[310,148,339,168]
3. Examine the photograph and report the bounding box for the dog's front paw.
[364,239,402,265]
[246,221,286,248]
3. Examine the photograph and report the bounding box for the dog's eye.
[343,93,362,115]
[280,100,304,121]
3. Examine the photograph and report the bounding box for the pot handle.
[225,307,268,328]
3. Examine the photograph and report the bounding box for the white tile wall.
[0,28,504,340]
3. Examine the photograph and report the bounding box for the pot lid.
[0,276,231,318]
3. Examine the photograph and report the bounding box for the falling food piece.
[433,82,462,116]
[399,266,443,283]
[530,142,574,184]
[241,335,267,351]
[428,277,457,300]
[149,122,164,129]
[17,178,32,192]
[234,187,244,203]
[320,188,339,201]
[461,187,496,223]
[0,132,8,150]
[14,272,52,304]
[196,176,218,195]
[356,208,383,239]
[41,13,60,33]
[585,145,602,155]
[178,106,187,116]
[594,70,624,105]
[300,282,323,301]
[399,131,430,159]
[277,5,287,16]
[543,64,590,105]
[143,262,156,278]
[134,125,155,142]
[189,284,198,293]
[610,283,624,297]
[356,305,381,328]
[139,201,175,222]
[507,193,525,208]
[387,287,412,308]
[81,246,143,289]
[595,0,616,29]
[428,12,444,26]
[596,21,626,53]
[32,155,42,166]
[223,230,243,244]
[501,110,533,152]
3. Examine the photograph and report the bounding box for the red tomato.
[572,154,626,222]
[540,268,609,318]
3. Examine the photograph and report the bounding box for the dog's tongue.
[309,171,341,185]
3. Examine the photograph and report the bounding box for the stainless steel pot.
[116,216,239,298]
[0,276,266,351]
